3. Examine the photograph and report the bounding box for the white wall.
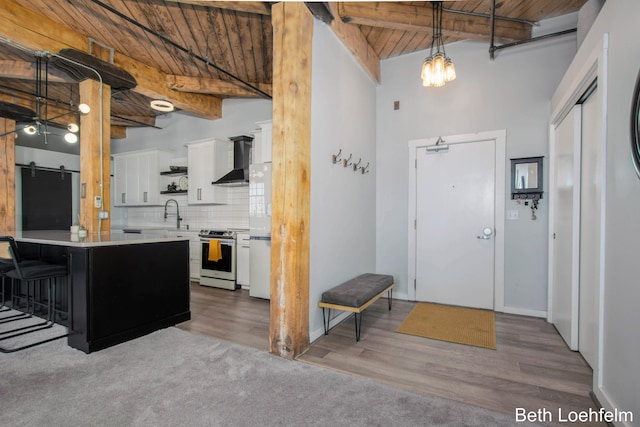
[553,0,640,421]
[376,27,578,312]
[309,22,377,340]
[111,98,272,156]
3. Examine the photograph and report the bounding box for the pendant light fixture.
[421,1,456,87]
[20,55,92,144]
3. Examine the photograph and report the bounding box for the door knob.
[477,228,493,240]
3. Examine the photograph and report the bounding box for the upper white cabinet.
[186,138,231,205]
[113,150,171,206]
[252,120,272,164]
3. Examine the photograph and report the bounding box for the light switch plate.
[507,210,519,220]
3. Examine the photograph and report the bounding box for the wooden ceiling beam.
[337,2,531,42]
[110,125,127,139]
[165,1,271,15]
[326,3,380,83]
[111,115,157,127]
[0,59,67,83]
[167,75,272,98]
[0,0,222,120]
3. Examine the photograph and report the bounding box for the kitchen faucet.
[164,199,182,229]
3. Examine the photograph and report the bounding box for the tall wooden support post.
[0,119,16,234]
[270,2,313,359]
[79,79,111,234]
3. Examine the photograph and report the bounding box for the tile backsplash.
[112,186,249,231]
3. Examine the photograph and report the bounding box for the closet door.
[579,89,601,368]
[551,105,581,351]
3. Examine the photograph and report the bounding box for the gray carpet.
[0,308,68,352]
[1,327,536,426]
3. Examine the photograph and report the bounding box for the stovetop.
[198,229,236,239]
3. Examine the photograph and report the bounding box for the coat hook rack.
[360,162,370,174]
[331,148,342,164]
[343,153,352,167]
[352,158,361,172]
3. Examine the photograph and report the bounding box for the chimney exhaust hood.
[212,135,253,186]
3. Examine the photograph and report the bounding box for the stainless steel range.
[198,229,237,290]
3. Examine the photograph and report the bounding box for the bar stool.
[0,236,68,352]
[1,261,16,312]
[0,246,42,316]
[0,238,48,332]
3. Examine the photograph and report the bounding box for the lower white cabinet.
[236,233,250,287]
[168,230,201,280]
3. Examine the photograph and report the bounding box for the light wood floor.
[177,283,602,426]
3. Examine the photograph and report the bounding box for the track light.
[78,103,91,114]
[67,123,79,133]
[24,125,37,135]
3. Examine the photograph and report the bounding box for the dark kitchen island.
[14,231,191,353]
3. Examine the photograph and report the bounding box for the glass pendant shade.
[64,132,78,143]
[78,103,91,115]
[445,58,456,81]
[421,58,433,86]
[24,125,37,135]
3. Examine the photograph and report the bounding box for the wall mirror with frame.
[631,66,640,179]
[510,156,543,200]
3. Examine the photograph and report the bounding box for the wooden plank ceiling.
[0,0,587,138]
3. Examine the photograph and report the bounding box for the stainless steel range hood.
[212,135,253,186]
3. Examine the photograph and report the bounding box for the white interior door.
[579,89,600,368]
[415,139,495,309]
[551,105,581,350]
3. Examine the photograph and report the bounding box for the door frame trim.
[407,130,506,310]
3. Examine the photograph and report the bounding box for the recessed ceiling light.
[67,123,79,133]
[150,99,174,112]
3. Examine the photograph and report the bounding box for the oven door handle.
[201,240,234,246]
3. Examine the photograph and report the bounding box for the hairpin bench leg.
[354,312,363,342]
[322,307,330,335]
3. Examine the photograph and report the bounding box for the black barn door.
[21,168,72,230]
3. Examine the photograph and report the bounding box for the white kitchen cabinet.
[252,120,272,164]
[168,230,201,281]
[186,138,231,205]
[113,150,171,206]
[236,233,250,287]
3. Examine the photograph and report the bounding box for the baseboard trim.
[500,306,547,318]
[592,386,635,427]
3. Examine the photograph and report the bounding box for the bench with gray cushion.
[318,273,394,342]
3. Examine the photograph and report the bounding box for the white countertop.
[13,230,190,247]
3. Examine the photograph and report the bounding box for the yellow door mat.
[396,302,496,350]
